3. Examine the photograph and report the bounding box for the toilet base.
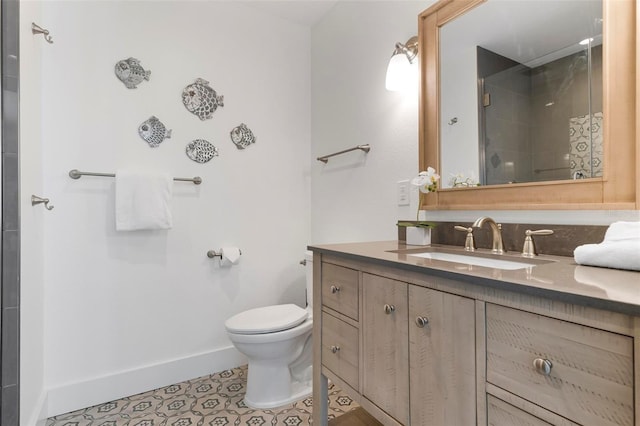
[244,364,312,409]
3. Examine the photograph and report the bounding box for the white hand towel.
[573,240,640,271]
[115,170,173,231]
[603,221,640,242]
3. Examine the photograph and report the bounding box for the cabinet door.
[362,273,409,425]
[409,285,476,426]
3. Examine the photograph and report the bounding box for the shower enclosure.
[478,42,602,185]
[1,0,21,424]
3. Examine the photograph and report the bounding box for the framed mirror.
[418,0,637,210]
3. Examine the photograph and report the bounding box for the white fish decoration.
[115,57,151,89]
[230,123,256,149]
[182,78,224,120]
[138,116,172,148]
[186,139,218,163]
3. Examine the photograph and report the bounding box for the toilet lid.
[225,304,309,334]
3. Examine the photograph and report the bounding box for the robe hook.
[32,23,53,44]
[31,195,54,211]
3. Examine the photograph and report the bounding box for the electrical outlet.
[397,180,410,206]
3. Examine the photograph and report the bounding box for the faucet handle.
[522,229,554,258]
[454,225,475,251]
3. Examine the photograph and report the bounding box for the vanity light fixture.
[385,36,419,91]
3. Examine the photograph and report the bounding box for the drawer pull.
[533,358,553,375]
[331,345,340,354]
[383,304,395,314]
[415,316,429,328]
[330,285,341,294]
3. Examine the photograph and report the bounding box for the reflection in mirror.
[439,0,602,188]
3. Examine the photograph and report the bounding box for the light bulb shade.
[385,53,417,91]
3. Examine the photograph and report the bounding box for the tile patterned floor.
[46,365,358,426]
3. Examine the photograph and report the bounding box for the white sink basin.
[409,251,538,270]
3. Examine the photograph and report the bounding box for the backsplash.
[398,221,608,257]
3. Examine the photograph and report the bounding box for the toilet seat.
[225,304,308,335]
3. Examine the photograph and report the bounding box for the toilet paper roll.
[220,247,241,266]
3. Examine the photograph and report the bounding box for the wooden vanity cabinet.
[486,304,635,426]
[313,253,639,426]
[319,261,477,426]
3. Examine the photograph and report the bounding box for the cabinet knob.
[415,316,429,328]
[383,304,395,314]
[533,358,553,375]
[331,345,340,354]
[330,285,341,294]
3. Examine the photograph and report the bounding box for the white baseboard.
[46,346,246,418]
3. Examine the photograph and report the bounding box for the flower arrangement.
[397,167,440,228]
[411,167,440,221]
[397,168,440,245]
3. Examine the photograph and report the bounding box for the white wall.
[310,0,639,245]
[311,1,434,244]
[440,30,478,186]
[40,0,311,416]
[19,1,48,424]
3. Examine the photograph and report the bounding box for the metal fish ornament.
[186,139,218,163]
[138,116,172,148]
[182,78,224,120]
[115,57,151,89]
[230,123,256,149]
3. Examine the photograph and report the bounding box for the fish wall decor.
[115,57,151,89]
[230,123,256,149]
[138,116,172,147]
[186,139,218,163]
[182,78,224,120]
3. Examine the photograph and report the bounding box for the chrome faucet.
[472,216,505,254]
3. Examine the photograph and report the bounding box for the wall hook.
[32,23,53,44]
[31,195,54,210]
[448,117,458,125]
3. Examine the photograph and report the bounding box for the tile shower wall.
[2,0,22,424]
[530,45,603,181]
[38,1,310,417]
[478,47,533,185]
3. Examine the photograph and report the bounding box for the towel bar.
[69,169,202,185]
[317,144,370,163]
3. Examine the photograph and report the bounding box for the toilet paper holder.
[207,249,242,259]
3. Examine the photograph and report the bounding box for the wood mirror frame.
[418,0,638,210]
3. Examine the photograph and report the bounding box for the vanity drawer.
[486,304,634,426]
[487,395,552,426]
[321,312,359,389]
[321,263,358,320]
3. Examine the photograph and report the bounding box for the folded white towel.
[115,170,173,231]
[574,240,640,271]
[603,221,640,242]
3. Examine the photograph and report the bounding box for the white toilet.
[225,251,313,408]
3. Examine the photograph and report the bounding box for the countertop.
[308,241,640,316]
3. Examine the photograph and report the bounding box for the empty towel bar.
[317,144,370,163]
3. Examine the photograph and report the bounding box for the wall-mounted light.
[385,36,418,92]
